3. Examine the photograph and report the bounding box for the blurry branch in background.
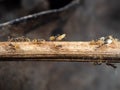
[0,0,80,41]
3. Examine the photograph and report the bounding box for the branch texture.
[0,41,119,63]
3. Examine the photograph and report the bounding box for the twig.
[0,41,119,63]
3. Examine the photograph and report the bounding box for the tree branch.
[0,41,120,63]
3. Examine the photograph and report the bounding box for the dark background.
[0,0,120,90]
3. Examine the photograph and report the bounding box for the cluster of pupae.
[8,34,66,42]
[91,35,118,68]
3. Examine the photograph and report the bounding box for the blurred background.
[0,0,120,90]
